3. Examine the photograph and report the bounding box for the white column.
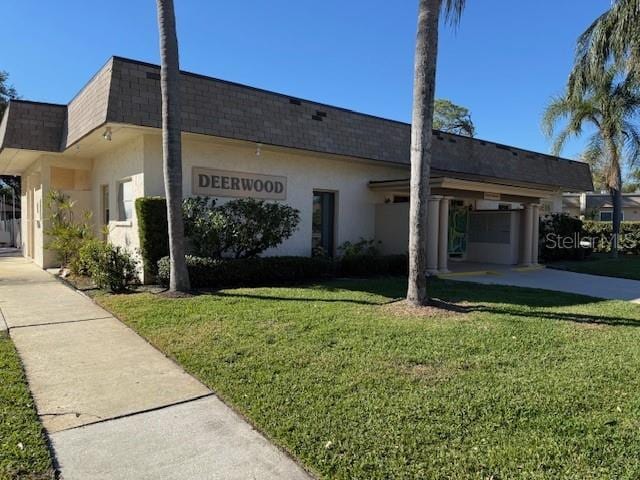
[426,196,441,275]
[520,203,533,266]
[531,204,540,265]
[438,197,450,273]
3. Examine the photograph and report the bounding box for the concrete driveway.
[446,266,640,303]
[0,254,311,480]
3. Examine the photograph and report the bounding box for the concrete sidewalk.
[446,265,640,303]
[0,255,311,480]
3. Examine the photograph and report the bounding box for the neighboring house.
[0,57,592,278]
[563,192,640,221]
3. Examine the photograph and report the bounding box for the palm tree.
[407,0,466,306]
[156,0,190,292]
[543,69,640,257]
[569,0,639,94]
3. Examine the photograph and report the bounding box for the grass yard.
[98,278,640,479]
[549,253,640,281]
[0,333,54,480]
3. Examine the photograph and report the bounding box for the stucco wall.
[142,134,407,256]
[91,136,145,255]
[375,203,409,255]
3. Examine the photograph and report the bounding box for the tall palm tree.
[156,0,190,292]
[543,69,640,257]
[569,0,639,94]
[407,0,466,306]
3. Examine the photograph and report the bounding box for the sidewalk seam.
[8,316,115,330]
[50,392,216,434]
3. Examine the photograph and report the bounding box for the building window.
[117,179,133,221]
[312,191,335,256]
[101,185,110,226]
[600,211,622,222]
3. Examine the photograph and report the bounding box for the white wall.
[375,203,409,254]
[91,136,145,255]
[142,134,407,256]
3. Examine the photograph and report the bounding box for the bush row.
[582,221,640,254]
[157,254,408,289]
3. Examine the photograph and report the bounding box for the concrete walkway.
[445,265,640,303]
[0,254,311,480]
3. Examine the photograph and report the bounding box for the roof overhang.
[369,175,558,199]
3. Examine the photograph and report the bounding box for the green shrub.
[158,255,335,288]
[182,197,300,259]
[73,239,107,276]
[182,197,228,257]
[45,190,94,269]
[539,213,590,261]
[158,254,407,288]
[582,221,640,254]
[85,243,139,292]
[338,238,381,257]
[135,197,169,280]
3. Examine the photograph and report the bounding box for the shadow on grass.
[199,290,396,306]
[177,276,640,329]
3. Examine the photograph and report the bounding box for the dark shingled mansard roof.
[0,56,593,191]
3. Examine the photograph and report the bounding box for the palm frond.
[623,121,640,167]
[442,0,466,26]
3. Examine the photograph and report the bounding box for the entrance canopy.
[370,175,551,273]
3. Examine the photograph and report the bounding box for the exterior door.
[312,191,335,256]
[448,202,469,257]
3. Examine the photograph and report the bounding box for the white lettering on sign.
[192,167,287,200]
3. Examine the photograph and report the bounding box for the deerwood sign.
[192,167,287,200]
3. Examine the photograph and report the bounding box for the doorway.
[312,191,335,256]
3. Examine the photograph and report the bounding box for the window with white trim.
[117,179,133,221]
[599,211,623,222]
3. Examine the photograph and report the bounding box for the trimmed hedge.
[582,221,640,254]
[339,254,408,277]
[539,213,589,261]
[157,254,409,289]
[135,197,169,281]
[158,255,335,288]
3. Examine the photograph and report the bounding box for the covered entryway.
[371,175,548,274]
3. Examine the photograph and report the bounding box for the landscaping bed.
[96,277,640,479]
[0,333,55,480]
[548,253,640,281]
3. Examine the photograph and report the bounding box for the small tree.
[45,190,94,269]
[433,98,475,137]
[0,71,18,119]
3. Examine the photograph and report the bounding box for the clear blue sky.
[0,0,609,158]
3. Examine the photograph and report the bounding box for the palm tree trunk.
[605,135,622,259]
[156,0,190,292]
[407,0,441,306]
[610,169,623,259]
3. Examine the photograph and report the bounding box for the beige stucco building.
[563,192,640,221]
[0,57,593,276]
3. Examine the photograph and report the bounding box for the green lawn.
[97,278,640,479]
[0,333,54,480]
[549,254,640,281]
